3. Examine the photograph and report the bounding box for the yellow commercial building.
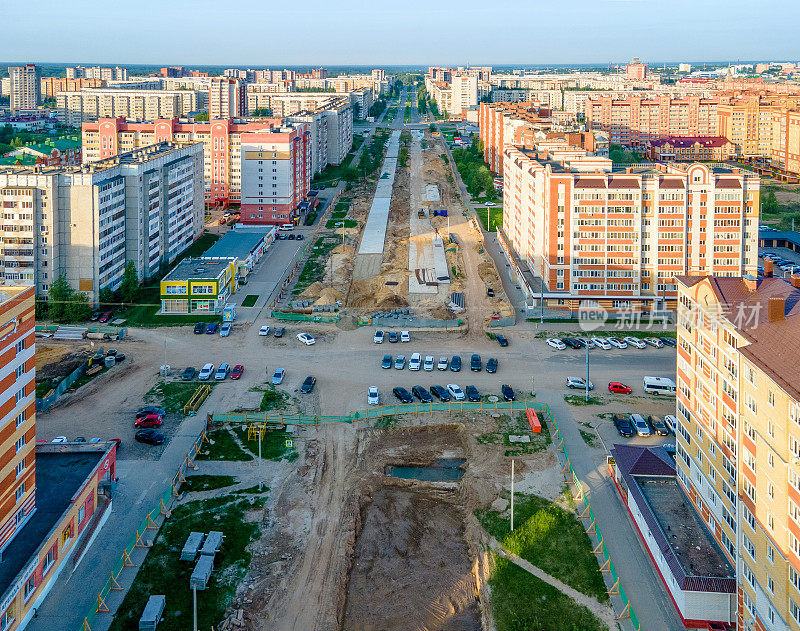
[159,258,236,315]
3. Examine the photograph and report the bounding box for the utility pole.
[258,429,263,491]
[510,459,515,531]
[585,340,590,402]
[193,586,198,631]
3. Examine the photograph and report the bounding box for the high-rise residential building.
[625,58,648,80]
[675,270,800,631]
[82,116,328,206]
[349,87,373,120]
[239,126,311,225]
[771,107,800,177]
[66,66,128,81]
[371,69,386,81]
[8,66,40,111]
[209,77,246,120]
[40,77,105,99]
[55,88,203,127]
[0,142,204,298]
[451,74,478,117]
[501,143,760,313]
[310,68,327,80]
[479,102,558,172]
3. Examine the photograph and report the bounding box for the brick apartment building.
[501,143,759,313]
[646,137,733,162]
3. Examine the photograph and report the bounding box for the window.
[1,603,15,631]
[42,546,55,575]
[15,460,24,479]
[743,533,756,559]
[23,574,35,600]
[15,483,24,503]
[15,436,25,453]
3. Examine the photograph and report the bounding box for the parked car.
[274,327,285,338]
[381,354,393,369]
[485,201,497,207]
[287,233,296,240]
[136,406,166,419]
[608,381,632,394]
[194,322,207,334]
[394,355,406,370]
[470,354,482,372]
[135,429,165,446]
[400,330,411,342]
[259,325,271,336]
[583,338,595,349]
[613,413,635,438]
[272,368,285,385]
[368,386,380,405]
[487,287,495,297]
[566,377,594,390]
[220,322,232,337]
[373,330,385,344]
[437,356,449,370]
[631,413,652,437]
[135,414,163,428]
[409,353,422,371]
[412,385,433,403]
[392,386,413,403]
[98,311,113,323]
[562,338,583,349]
[430,385,451,402]
[486,358,498,373]
[447,384,465,401]
[198,363,214,381]
[649,415,670,436]
[296,234,304,241]
[607,337,628,349]
[231,364,244,380]
[665,415,678,433]
[206,322,219,335]
[450,355,462,372]
[297,332,316,345]
[591,336,611,350]
[495,334,509,347]
[388,331,399,343]
[215,363,231,380]
[423,355,435,371]
[300,376,316,393]
[51,436,68,443]
[465,385,481,402]
[74,437,87,443]
[623,336,646,349]
[182,367,197,381]
[501,384,515,401]
[546,338,566,350]
[659,337,677,347]
[643,337,663,348]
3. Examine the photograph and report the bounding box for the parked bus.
[642,376,676,395]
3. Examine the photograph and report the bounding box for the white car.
[373,330,385,344]
[623,336,647,349]
[51,436,68,443]
[643,337,663,348]
[607,337,628,349]
[485,201,497,207]
[446,384,465,401]
[583,338,595,349]
[665,415,678,433]
[631,413,652,437]
[400,330,411,342]
[566,377,594,390]
[546,338,566,350]
[259,325,271,336]
[297,332,316,345]
[423,355,435,371]
[437,356,449,370]
[409,352,422,370]
[214,363,230,380]
[368,386,380,405]
[590,336,611,350]
[198,363,215,381]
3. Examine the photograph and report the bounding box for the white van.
[643,376,676,395]
[409,352,422,371]
[279,224,294,231]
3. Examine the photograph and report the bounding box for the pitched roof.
[612,443,675,477]
[650,136,730,149]
[574,178,605,189]
[659,178,684,189]
[608,177,639,189]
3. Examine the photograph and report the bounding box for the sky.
[3,0,800,66]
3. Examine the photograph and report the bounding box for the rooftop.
[0,448,108,599]
[162,257,231,282]
[201,228,275,261]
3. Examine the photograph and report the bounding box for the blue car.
[206,322,219,334]
[220,322,232,337]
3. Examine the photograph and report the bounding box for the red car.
[230,364,244,380]
[98,311,113,323]
[608,381,632,394]
[134,414,163,428]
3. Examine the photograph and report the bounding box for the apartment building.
[771,108,800,177]
[55,88,203,127]
[66,66,128,81]
[0,142,204,299]
[626,58,648,80]
[479,102,555,172]
[40,78,105,100]
[8,66,40,111]
[451,74,479,118]
[646,137,734,162]
[82,116,328,204]
[586,95,720,148]
[349,87,373,120]
[675,271,800,631]
[209,77,246,120]
[502,144,759,313]
[239,126,311,225]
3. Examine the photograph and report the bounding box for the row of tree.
[451,141,498,201]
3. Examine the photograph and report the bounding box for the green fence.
[270,311,340,323]
[549,417,641,631]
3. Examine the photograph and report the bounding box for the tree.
[120,261,140,305]
[194,112,210,121]
[35,296,49,321]
[98,287,116,308]
[47,274,72,322]
[763,190,779,214]
[64,292,92,323]
[429,124,436,133]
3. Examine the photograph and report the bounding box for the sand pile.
[315,287,344,305]
[299,281,325,300]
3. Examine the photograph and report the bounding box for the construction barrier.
[78,429,207,631]
[270,311,341,323]
[549,416,641,631]
[182,384,212,416]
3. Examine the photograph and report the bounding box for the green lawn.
[476,412,552,457]
[564,395,603,406]
[145,380,213,414]
[256,386,291,412]
[488,555,607,631]
[231,426,296,461]
[476,492,608,602]
[293,238,339,294]
[108,495,262,631]
[325,219,358,229]
[477,207,504,232]
[196,427,253,462]
[180,474,238,493]
[241,295,259,307]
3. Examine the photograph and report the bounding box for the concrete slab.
[407,130,438,294]
[425,184,441,202]
[353,253,383,280]
[357,130,401,256]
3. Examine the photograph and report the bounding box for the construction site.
[296,125,515,332]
